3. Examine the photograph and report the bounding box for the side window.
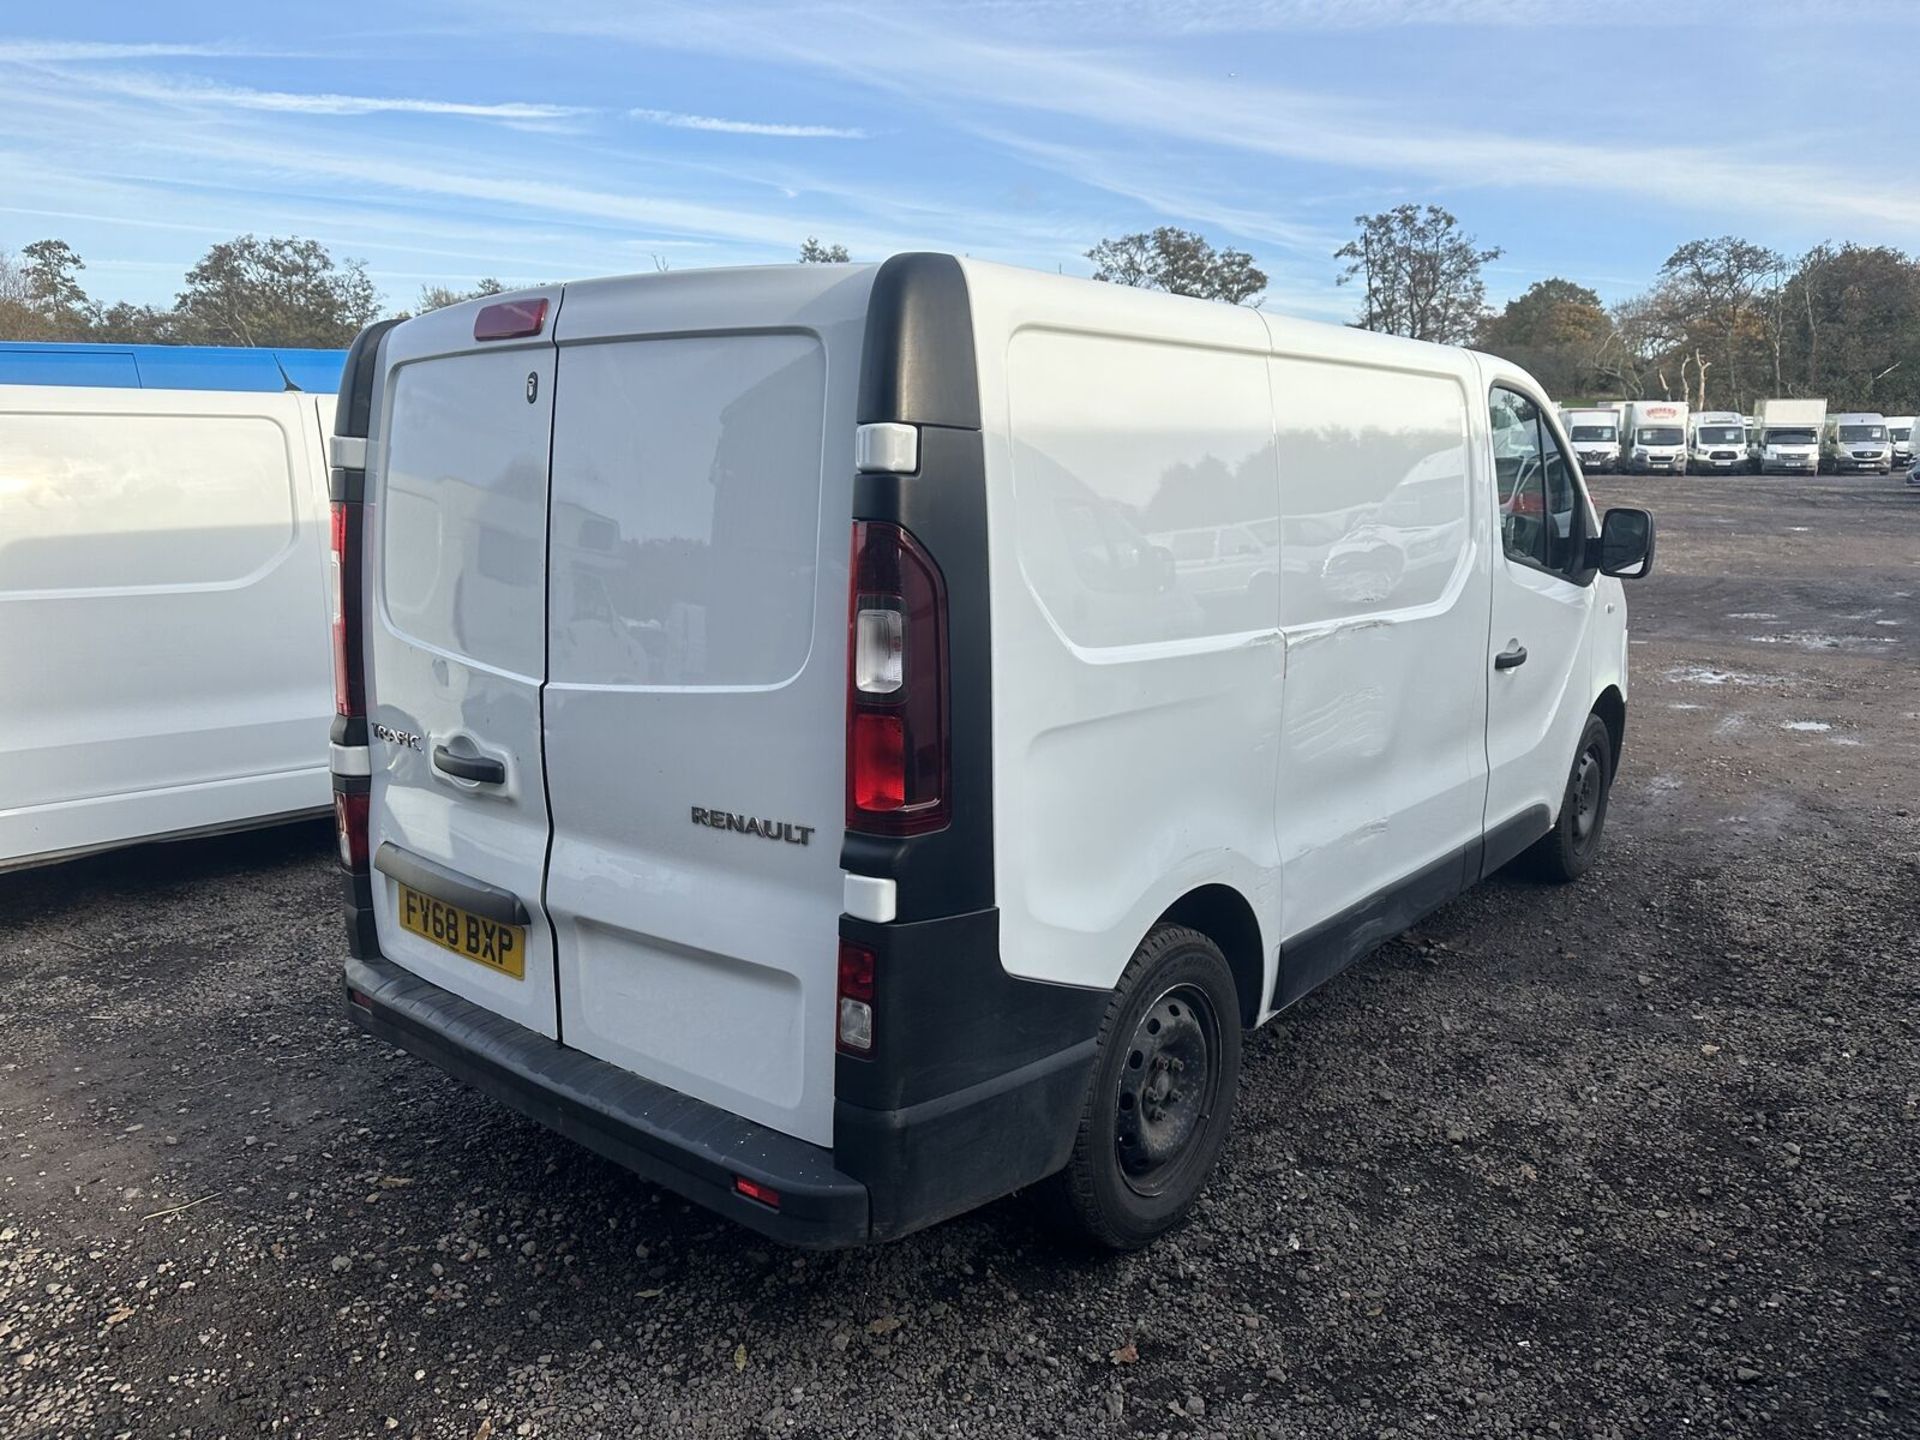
[1490,386,1583,578]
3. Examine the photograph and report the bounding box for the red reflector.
[850,712,905,811]
[837,939,876,1003]
[733,1176,781,1209]
[473,297,548,341]
[329,502,365,717]
[347,988,374,1012]
[334,789,370,873]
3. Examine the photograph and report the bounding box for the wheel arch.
[1155,884,1267,1028]
[1592,684,1627,773]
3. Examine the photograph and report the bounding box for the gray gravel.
[2,473,1916,1439]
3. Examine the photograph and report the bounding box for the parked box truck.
[1559,407,1620,473]
[1749,399,1824,474]
[1620,401,1689,474]
[328,256,1654,1250]
[1821,413,1893,474]
[1687,411,1748,473]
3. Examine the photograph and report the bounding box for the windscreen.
[1892,428,1911,442]
[1696,425,1743,444]
[1838,424,1886,442]
[1766,428,1817,446]
[1637,426,1684,446]
[1570,424,1616,442]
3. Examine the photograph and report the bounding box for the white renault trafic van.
[330,257,1654,1250]
[0,383,337,868]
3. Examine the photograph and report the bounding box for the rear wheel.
[1041,925,1242,1250]
[1518,713,1614,883]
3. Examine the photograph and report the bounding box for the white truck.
[1821,413,1893,474]
[1620,401,1689,474]
[327,256,1654,1250]
[1886,416,1914,468]
[1687,411,1748,474]
[1559,407,1620,473]
[1749,399,1825,474]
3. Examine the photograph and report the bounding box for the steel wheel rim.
[1572,746,1604,842]
[1115,983,1223,1199]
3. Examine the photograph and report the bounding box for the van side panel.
[971,268,1284,996]
[1264,348,1489,973]
[0,386,333,866]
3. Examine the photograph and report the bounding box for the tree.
[415,278,506,313]
[1335,205,1501,344]
[1476,277,1615,397]
[172,234,380,347]
[1086,227,1266,305]
[91,301,172,344]
[798,237,850,264]
[1781,243,1920,410]
[0,239,95,340]
[1655,236,1781,410]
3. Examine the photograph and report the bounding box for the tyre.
[1518,713,1614,883]
[1041,924,1243,1250]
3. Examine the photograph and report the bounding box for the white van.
[1886,416,1915,468]
[1619,401,1689,474]
[1558,407,1621,473]
[1687,411,1748,472]
[1821,413,1893,473]
[329,258,1654,1250]
[0,385,335,868]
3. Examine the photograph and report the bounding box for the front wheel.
[1518,713,1615,883]
[1041,925,1243,1250]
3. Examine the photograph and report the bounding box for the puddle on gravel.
[1747,632,1896,651]
[1666,664,1777,687]
[1781,721,1832,732]
[1667,702,1706,711]
[1726,612,1778,621]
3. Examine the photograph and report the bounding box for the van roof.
[0,340,347,393]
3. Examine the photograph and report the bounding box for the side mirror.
[1592,507,1655,578]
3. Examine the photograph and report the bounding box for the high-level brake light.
[473,297,548,342]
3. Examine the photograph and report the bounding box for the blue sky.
[4,1,1918,323]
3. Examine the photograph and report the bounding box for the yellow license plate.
[397,883,525,980]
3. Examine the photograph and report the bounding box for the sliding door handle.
[433,746,506,785]
[1493,645,1529,671]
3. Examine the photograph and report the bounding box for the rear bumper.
[345,917,1104,1247]
[346,956,870,1247]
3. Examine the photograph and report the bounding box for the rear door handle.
[433,745,506,785]
[1494,645,1529,671]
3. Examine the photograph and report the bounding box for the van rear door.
[540,267,872,1147]
[364,293,564,1038]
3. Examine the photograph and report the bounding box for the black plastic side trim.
[843,425,994,919]
[372,842,531,926]
[1274,841,1481,1010]
[345,957,869,1249]
[330,714,367,748]
[1479,803,1555,880]
[335,317,402,441]
[856,253,981,430]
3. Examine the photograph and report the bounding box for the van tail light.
[837,938,876,1055]
[334,788,370,873]
[733,1176,781,1209]
[329,501,366,718]
[846,522,948,833]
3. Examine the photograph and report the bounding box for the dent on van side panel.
[964,261,1283,996]
[1262,343,1493,954]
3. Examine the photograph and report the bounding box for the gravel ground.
[2,473,1916,1440]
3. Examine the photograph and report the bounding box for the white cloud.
[629,108,865,139]
[0,40,267,62]
[70,72,588,123]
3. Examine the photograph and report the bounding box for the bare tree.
[1335,205,1501,344]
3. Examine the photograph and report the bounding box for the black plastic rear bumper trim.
[345,957,870,1248]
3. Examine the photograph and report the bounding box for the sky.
[3,1,1918,324]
